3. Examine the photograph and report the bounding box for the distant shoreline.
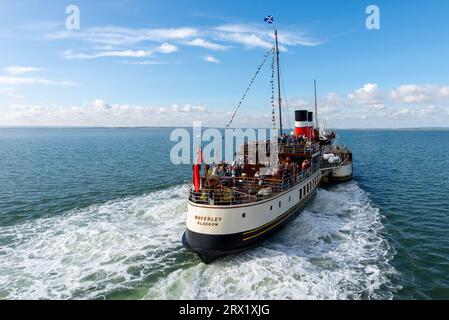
[0,126,448,131]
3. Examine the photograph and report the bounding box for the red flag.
[193,164,201,192]
[193,149,203,192]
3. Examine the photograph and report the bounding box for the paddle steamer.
[182,16,353,263]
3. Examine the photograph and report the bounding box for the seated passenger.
[211,165,218,177]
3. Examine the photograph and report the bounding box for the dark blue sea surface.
[0,128,447,299]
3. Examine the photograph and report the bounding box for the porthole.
[270,205,273,211]
[289,196,291,202]
[242,213,246,218]
[279,201,281,208]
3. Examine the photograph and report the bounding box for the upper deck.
[189,141,323,206]
[189,167,317,206]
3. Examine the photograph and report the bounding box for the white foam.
[0,185,188,300]
[144,182,398,300]
[0,182,398,300]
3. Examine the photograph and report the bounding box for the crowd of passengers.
[192,133,316,203]
[203,158,311,188]
[194,158,312,204]
[278,133,312,146]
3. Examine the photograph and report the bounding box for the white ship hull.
[331,163,353,182]
[183,171,321,263]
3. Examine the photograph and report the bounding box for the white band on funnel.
[295,121,309,128]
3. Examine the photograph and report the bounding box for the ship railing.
[189,169,315,206]
[278,143,320,154]
[329,145,352,154]
[320,159,340,168]
[241,142,319,155]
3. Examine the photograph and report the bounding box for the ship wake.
[145,182,398,300]
[0,182,398,300]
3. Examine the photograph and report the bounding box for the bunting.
[225,46,275,129]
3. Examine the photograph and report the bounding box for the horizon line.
[1,125,449,131]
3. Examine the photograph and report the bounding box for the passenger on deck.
[204,164,211,177]
[217,164,225,177]
[210,165,218,177]
[302,159,310,171]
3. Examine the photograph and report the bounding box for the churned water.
[0,128,447,300]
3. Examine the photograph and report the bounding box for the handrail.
[244,141,320,154]
[328,144,352,154]
[278,143,320,154]
[189,168,317,206]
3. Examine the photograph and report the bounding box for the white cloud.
[93,99,112,110]
[0,76,76,86]
[288,93,346,122]
[284,83,449,129]
[121,60,169,65]
[47,27,199,45]
[348,83,384,109]
[170,104,207,113]
[5,66,45,75]
[288,99,309,111]
[0,87,24,98]
[47,23,320,61]
[64,43,177,60]
[3,93,449,128]
[0,100,277,127]
[204,55,220,64]
[390,105,447,120]
[63,49,153,59]
[215,32,274,49]
[156,43,178,53]
[390,84,449,104]
[185,38,229,50]
[213,24,320,50]
[320,92,345,115]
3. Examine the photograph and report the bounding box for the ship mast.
[314,79,318,129]
[274,29,283,136]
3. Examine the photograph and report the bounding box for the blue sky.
[1,0,449,128]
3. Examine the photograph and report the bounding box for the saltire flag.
[193,148,203,192]
[264,15,274,24]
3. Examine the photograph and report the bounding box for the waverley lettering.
[195,216,223,227]
[195,216,223,222]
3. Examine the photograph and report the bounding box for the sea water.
[0,128,448,300]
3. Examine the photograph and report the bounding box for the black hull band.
[330,174,353,183]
